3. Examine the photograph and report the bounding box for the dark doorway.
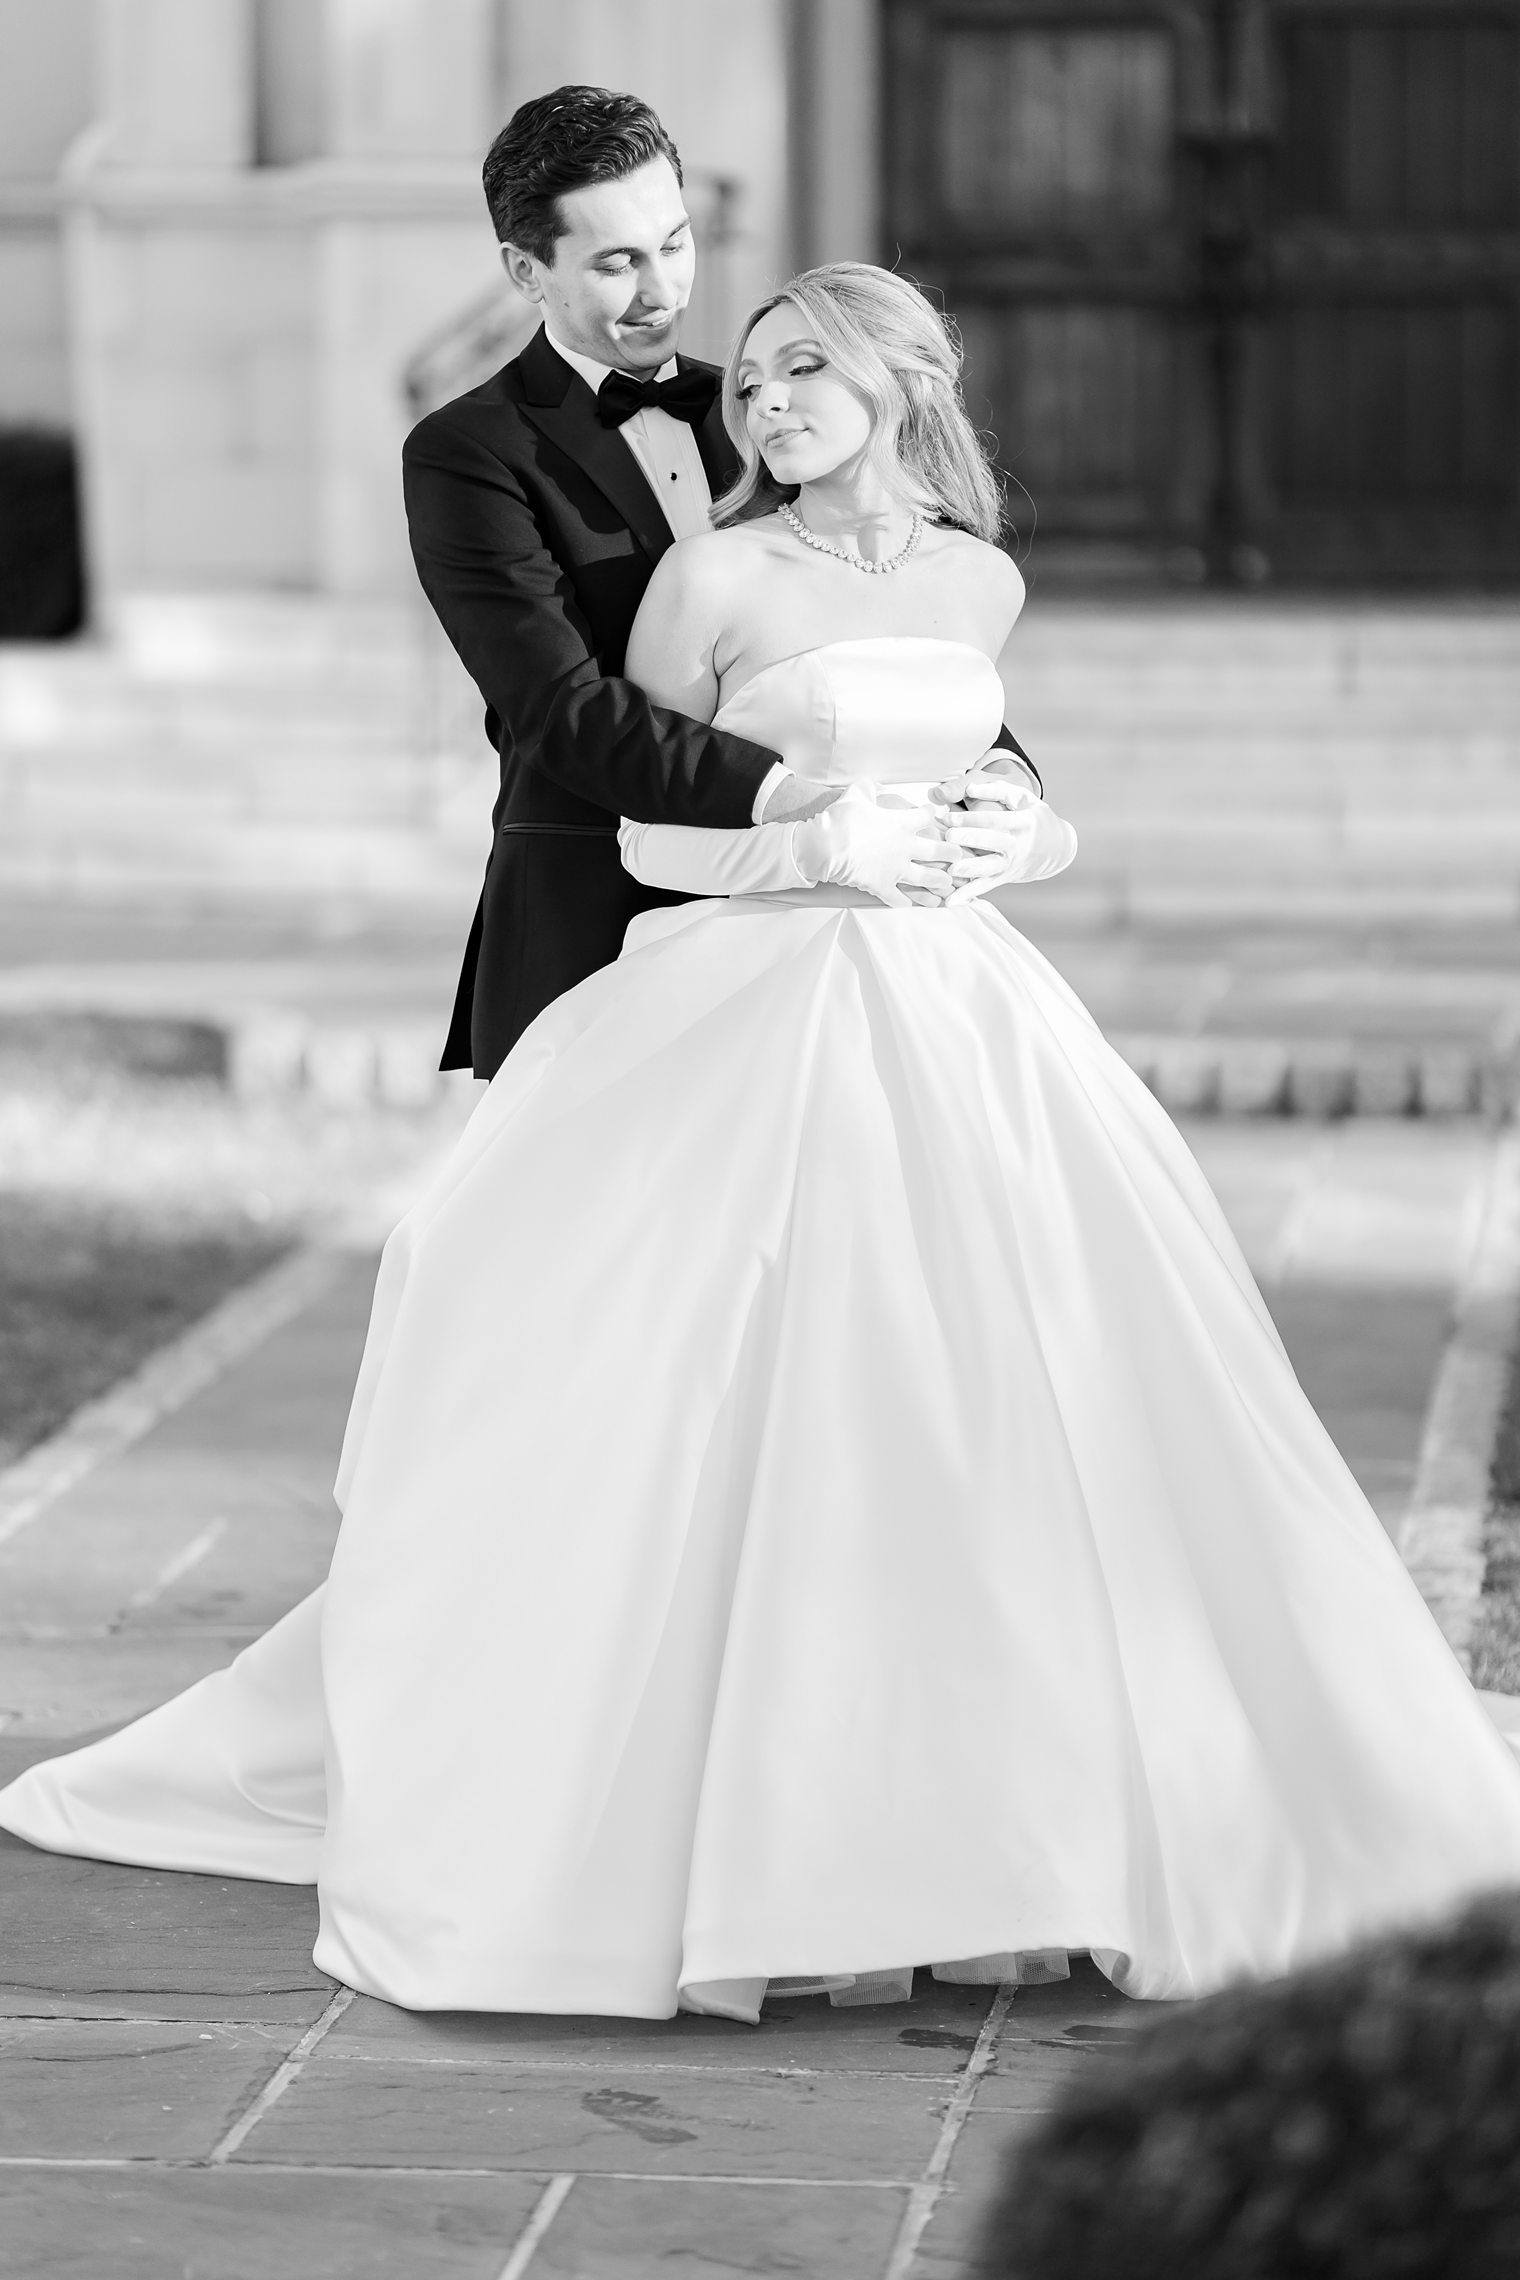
[0,430,86,639]
[883,0,1520,584]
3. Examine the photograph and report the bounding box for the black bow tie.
[595,366,718,430]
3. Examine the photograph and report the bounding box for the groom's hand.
[933,751,1036,809]
[793,787,957,907]
[759,776,845,825]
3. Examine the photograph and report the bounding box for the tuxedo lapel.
[516,328,674,567]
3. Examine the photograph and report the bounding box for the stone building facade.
[0,0,876,615]
[3,1,1517,616]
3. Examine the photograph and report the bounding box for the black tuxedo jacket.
[404,327,778,1077]
[406,324,1042,1079]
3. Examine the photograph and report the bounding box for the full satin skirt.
[6,896,1520,2017]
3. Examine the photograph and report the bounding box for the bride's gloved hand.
[792,784,957,908]
[934,772,1079,905]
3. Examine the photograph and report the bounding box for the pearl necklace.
[778,500,925,575]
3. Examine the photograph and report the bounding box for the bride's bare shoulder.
[934,526,1024,588]
[931,528,1025,639]
[644,520,775,602]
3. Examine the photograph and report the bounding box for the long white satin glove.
[619,815,810,896]
[936,774,1078,905]
[792,785,957,908]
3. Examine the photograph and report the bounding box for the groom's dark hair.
[483,87,683,265]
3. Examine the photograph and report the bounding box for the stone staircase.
[0,593,492,907]
[1,593,1517,1113]
[3,593,1514,922]
[1007,600,1520,929]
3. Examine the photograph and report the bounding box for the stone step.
[0,678,424,753]
[1031,770,1520,822]
[20,1001,1505,1123]
[1051,764,1520,792]
[1035,731,1520,765]
[1,594,1512,919]
[1010,602,1520,658]
[13,751,1514,816]
[4,754,483,822]
[106,592,433,674]
[9,668,1512,743]
[1017,694,1520,730]
[23,741,1514,804]
[2,840,1512,926]
[10,815,1517,899]
[1014,687,1520,730]
[1011,645,1520,685]
[1070,817,1520,860]
[0,822,483,901]
[1031,874,1520,926]
[10,728,1518,798]
[8,794,1515,884]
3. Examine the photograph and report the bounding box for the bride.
[6,264,1520,2023]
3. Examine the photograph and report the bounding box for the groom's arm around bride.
[407,85,1045,1081]
[407,88,798,1082]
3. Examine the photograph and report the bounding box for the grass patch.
[0,1056,473,1472]
[1471,1342,1520,1694]
[0,1192,284,1466]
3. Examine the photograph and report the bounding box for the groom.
[405,84,1040,1079]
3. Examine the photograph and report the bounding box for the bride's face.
[736,302,873,487]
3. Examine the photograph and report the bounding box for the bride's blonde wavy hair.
[711,262,1004,543]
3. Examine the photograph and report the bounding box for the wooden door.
[1242,0,1520,581]
[884,0,1219,577]
[883,0,1520,583]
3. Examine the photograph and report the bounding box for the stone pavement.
[0,1119,1508,2277]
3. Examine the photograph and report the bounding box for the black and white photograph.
[3,2,1520,2274]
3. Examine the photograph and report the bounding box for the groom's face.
[502,156,695,373]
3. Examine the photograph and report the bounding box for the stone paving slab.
[0,1838,328,2015]
[0,1634,269,1742]
[0,1986,331,2027]
[1260,1285,1451,1534]
[914,2107,1037,2276]
[1188,1122,1483,1535]
[0,2170,547,2280]
[0,2016,298,2160]
[988,1963,1149,2051]
[242,2049,954,2179]
[0,1259,370,1738]
[531,2175,908,2277]
[330,1975,1000,2075]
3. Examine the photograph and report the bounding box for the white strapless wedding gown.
[6,640,1520,2023]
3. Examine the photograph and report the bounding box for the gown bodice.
[711,638,1006,786]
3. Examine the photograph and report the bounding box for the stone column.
[789,0,881,270]
[324,0,497,160]
[0,0,94,423]
[95,0,255,168]
[65,0,313,606]
[312,0,504,594]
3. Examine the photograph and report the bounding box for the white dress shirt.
[545,331,714,543]
[545,329,789,823]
